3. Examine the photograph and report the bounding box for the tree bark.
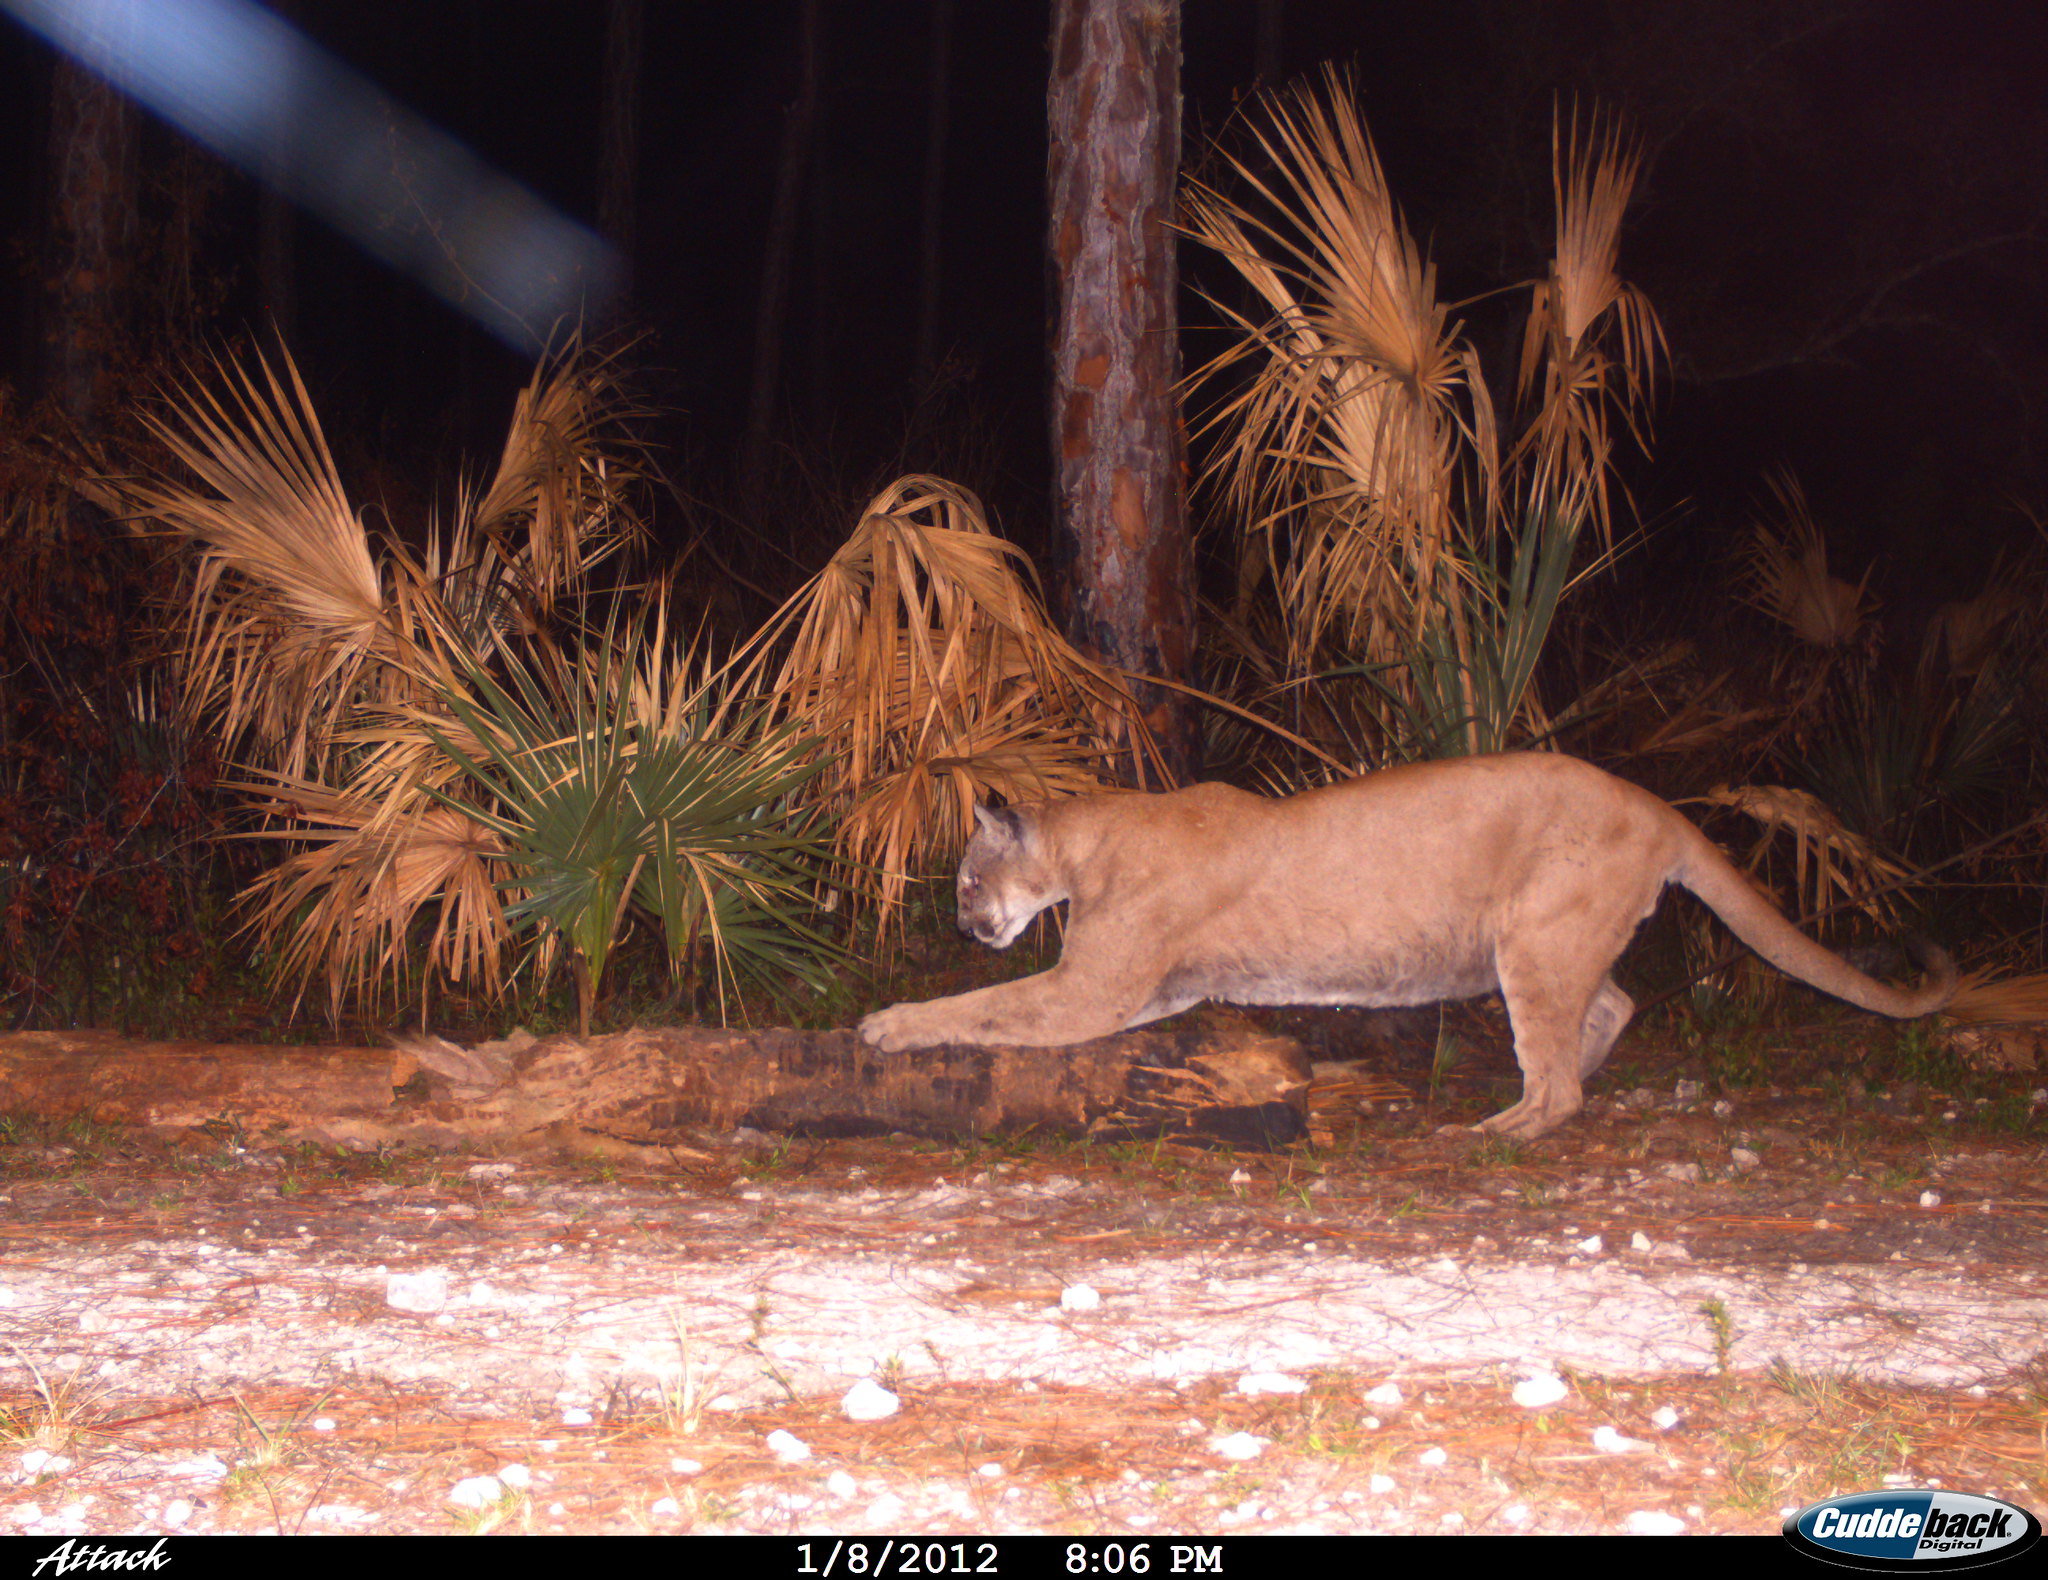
[1046,0,1198,785]
[41,52,136,430]
[0,1025,1310,1154]
[1254,0,1285,85]
[597,0,644,303]
[913,0,954,382]
[256,0,299,349]
[745,0,823,485]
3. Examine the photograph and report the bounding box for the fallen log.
[0,1023,1312,1153]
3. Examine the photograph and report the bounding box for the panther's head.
[957,804,1066,948]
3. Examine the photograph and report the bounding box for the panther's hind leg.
[1578,976,1635,1080]
[1481,946,1609,1140]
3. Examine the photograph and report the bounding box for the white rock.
[1651,1406,1682,1431]
[842,1379,901,1421]
[1369,1475,1396,1495]
[1575,1235,1604,1255]
[498,1463,531,1489]
[447,1476,503,1509]
[1364,1382,1405,1409]
[651,1497,681,1517]
[1511,1373,1570,1409]
[385,1270,449,1313]
[1592,1425,1651,1454]
[1624,1511,1687,1535]
[1211,1432,1268,1461]
[164,1455,229,1481]
[1060,1283,1101,1312]
[826,1470,858,1498]
[1418,1446,1448,1467]
[1919,1191,1943,1208]
[767,1429,812,1463]
[1236,1371,1307,1396]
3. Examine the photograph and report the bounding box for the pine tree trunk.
[1046,0,1198,784]
[41,53,135,430]
[913,0,954,382]
[597,0,644,307]
[745,0,823,484]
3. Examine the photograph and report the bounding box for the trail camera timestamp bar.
[792,1541,1226,1576]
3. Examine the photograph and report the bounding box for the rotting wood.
[0,1025,1311,1154]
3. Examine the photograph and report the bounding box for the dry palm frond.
[1740,472,1874,649]
[119,349,395,781]
[1921,548,2037,679]
[1684,782,1909,926]
[1629,698,1781,757]
[1181,64,1497,672]
[228,776,510,1019]
[740,475,1155,932]
[117,342,649,1018]
[1943,969,2048,1026]
[1512,108,1664,543]
[470,344,646,609]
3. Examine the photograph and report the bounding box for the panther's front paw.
[858,1003,932,1053]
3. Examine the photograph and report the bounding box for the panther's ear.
[972,803,1025,845]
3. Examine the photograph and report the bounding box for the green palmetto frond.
[1329,508,1596,762]
[421,616,842,1033]
[740,475,1157,934]
[1513,108,1666,543]
[1181,64,1498,673]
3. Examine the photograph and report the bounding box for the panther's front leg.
[858,966,1140,1052]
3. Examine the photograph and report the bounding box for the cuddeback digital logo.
[1783,1490,2042,1571]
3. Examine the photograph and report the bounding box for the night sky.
[4,0,2045,623]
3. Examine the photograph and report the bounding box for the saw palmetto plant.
[121,345,645,786]
[420,618,842,1034]
[1181,64,1496,676]
[1684,781,1910,931]
[1740,471,1874,652]
[1513,110,1665,544]
[1353,508,1592,762]
[117,345,840,1024]
[1182,69,1662,763]
[739,474,1158,935]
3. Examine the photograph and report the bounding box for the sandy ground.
[0,1072,2044,1536]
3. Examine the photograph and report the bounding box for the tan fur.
[857,753,1956,1139]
